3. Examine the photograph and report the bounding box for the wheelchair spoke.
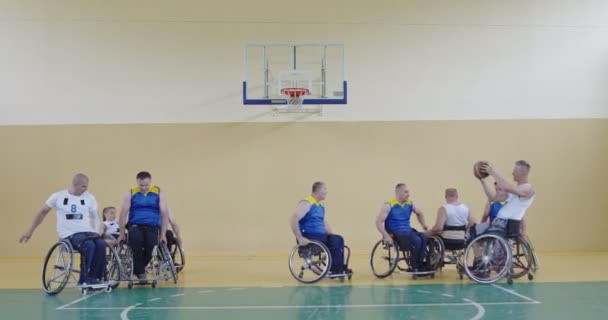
[289,241,332,283]
[370,240,399,277]
[47,270,69,284]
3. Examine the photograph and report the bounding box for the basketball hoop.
[281,87,310,108]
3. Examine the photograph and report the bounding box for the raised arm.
[19,205,53,243]
[480,178,507,202]
[375,203,393,243]
[290,201,311,245]
[158,191,169,243]
[467,210,476,228]
[117,191,131,242]
[481,201,490,223]
[413,205,429,231]
[324,221,335,235]
[167,208,182,246]
[484,163,535,199]
[427,207,447,236]
[89,196,101,236]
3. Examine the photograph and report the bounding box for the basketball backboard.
[243,43,347,106]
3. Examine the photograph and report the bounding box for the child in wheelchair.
[101,206,120,247]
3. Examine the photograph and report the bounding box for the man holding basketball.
[471,160,536,237]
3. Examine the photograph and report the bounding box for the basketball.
[473,161,489,179]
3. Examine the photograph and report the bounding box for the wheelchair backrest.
[506,219,521,238]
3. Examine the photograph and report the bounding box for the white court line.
[462,299,485,320]
[120,303,141,320]
[148,298,161,302]
[198,290,214,293]
[442,293,455,298]
[491,284,538,303]
[56,291,102,310]
[60,301,540,311]
[171,294,185,297]
[417,290,432,294]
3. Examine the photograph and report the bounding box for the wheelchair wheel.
[158,242,178,284]
[456,260,465,280]
[288,241,331,284]
[118,244,133,281]
[171,244,186,273]
[370,240,399,278]
[105,246,123,288]
[463,234,512,284]
[523,236,540,273]
[42,241,73,295]
[428,236,444,270]
[510,238,534,279]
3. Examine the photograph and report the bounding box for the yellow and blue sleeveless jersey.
[385,199,414,232]
[129,186,161,227]
[489,201,506,222]
[299,196,326,234]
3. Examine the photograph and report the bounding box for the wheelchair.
[42,237,122,295]
[288,240,353,284]
[119,229,179,289]
[510,235,539,281]
[370,232,443,280]
[462,219,538,284]
[433,226,468,280]
[165,230,185,273]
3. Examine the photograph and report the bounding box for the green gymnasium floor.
[1,282,607,320]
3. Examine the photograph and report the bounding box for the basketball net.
[281,88,310,110]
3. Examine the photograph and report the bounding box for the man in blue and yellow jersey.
[290,181,351,275]
[376,183,430,272]
[481,182,507,223]
[117,171,169,282]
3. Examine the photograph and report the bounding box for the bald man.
[20,173,106,286]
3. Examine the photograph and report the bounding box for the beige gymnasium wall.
[1,120,607,256]
[1,1,607,256]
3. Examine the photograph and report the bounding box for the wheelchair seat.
[441,225,467,251]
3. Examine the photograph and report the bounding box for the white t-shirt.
[496,190,535,221]
[443,203,470,227]
[104,221,120,236]
[45,190,99,239]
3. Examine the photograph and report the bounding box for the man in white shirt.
[472,160,536,237]
[427,188,475,249]
[19,174,106,285]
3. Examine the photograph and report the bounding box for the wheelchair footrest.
[327,270,353,278]
[76,282,113,289]
[395,270,436,276]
